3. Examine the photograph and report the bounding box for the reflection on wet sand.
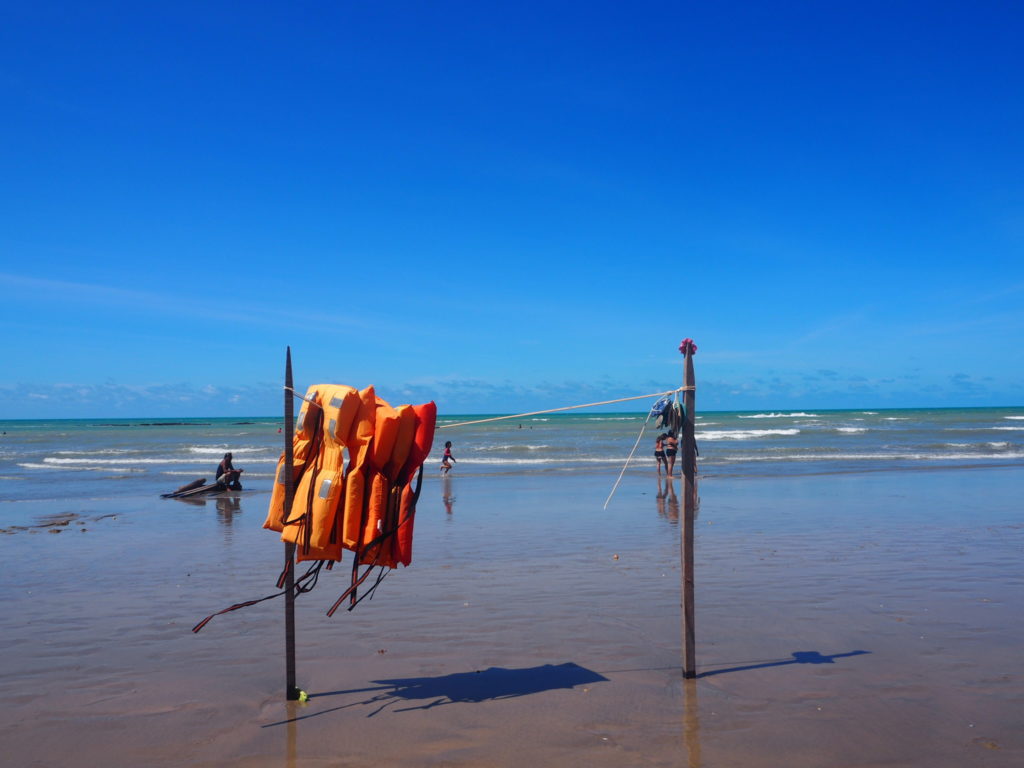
[172,495,207,508]
[656,477,679,523]
[442,476,455,515]
[286,701,297,768]
[215,495,241,527]
[169,493,244,542]
[683,678,701,768]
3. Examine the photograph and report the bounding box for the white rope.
[283,386,320,407]
[439,389,682,429]
[284,385,694,423]
[603,407,657,510]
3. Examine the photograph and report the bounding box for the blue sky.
[2,2,1022,418]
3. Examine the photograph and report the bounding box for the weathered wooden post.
[284,348,299,700]
[680,339,697,678]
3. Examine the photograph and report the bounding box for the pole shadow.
[263,662,608,725]
[697,649,870,678]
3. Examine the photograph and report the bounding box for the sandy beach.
[1,463,1021,767]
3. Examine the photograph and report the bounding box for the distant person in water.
[216,452,243,490]
[440,441,456,474]
[654,433,668,475]
[664,433,678,477]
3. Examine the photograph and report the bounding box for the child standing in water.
[440,440,456,474]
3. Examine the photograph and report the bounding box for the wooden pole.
[284,348,299,700]
[681,344,697,679]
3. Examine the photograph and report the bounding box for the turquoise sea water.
[1,407,1022,504]
[1,407,1022,765]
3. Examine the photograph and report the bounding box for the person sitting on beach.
[216,452,243,490]
[664,433,678,477]
[654,433,667,475]
[440,441,456,475]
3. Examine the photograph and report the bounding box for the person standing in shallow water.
[216,452,243,490]
[440,441,456,474]
[664,433,678,477]
[654,433,667,475]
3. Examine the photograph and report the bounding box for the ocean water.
[2,406,1022,765]
[1,407,1022,504]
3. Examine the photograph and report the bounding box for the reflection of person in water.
[216,495,241,526]
[656,476,679,522]
[442,475,455,515]
[665,476,679,522]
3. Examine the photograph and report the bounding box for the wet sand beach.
[1,466,1022,766]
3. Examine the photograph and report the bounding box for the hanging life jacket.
[270,385,437,568]
[263,384,322,532]
[284,384,361,563]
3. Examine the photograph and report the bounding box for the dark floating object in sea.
[91,422,212,427]
[161,477,245,499]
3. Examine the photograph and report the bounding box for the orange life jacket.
[339,386,377,550]
[263,384,322,532]
[284,384,362,562]
[393,401,437,566]
[265,383,436,573]
[359,401,410,567]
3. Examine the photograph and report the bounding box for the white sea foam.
[42,457,277,465]
[884,417,909,421]
[19,462,89,471]
[187,446,268,455]
[836,427,867,433]
[861,411,878,415]
[941,441,1011,450]
[476,444,552,452]
[162,470,275,478]
[990,426,1024,431]
[737,412,819,419]
[455,457,622,465]
[18,462,146,472]
[1004,416,1024,420]
[720,451,1024,462]
[697,428,800,440]
[55,449,133,456]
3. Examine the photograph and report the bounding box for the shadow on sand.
[697,649,870,678]
[264,662,608,725]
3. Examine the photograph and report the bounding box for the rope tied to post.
[283,386,321,407]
